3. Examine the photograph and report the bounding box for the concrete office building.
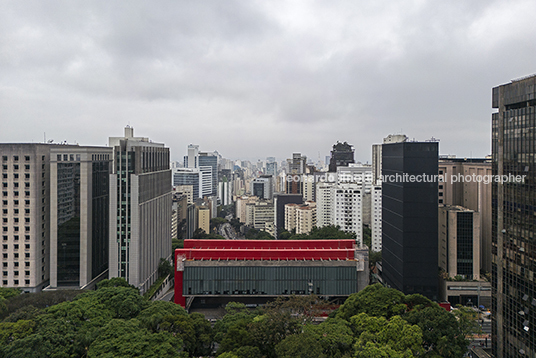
[2,144,52,292]
[1,144,112,292]
[438,158,492,272]
[108,126,172,294]
[382,140,439,301]
[175,185,194,205]
[492,75,536,357]
[438,205,481,280]
[251,175,273,200]
[49,146,113,289]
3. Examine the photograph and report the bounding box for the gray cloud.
[1,0,536,162]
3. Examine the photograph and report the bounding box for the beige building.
[296,202,317,235]
[235,196,258,223]
[175,185,193,205]
[438,158,492,272]
[1,143,112,292]
[285,201,317,234]
[197,206,210,234]
[438,205,480,280]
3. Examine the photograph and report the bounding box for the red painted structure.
[174,239,358,306]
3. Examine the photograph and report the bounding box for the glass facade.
[91,161,110,279]
[56,162,80,286]
[456,211,474,278]
[492,77,536,357]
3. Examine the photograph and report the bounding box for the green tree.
[158,258,174,278]
[402,305,468,358]
[337,284,406,321]
[305,318,354,357]
[351,313,424,357]
[452,306,482,337]
[275,332,326,358]
[87,319,186,358]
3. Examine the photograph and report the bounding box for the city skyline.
[2,1,536,162]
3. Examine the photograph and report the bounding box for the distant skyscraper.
[382,140,438,300]
[329,141,355,172]
[108,126,172,293]
[252,175,273,200]
[492,76,536,357]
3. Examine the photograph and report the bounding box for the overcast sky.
[1,0,535,163]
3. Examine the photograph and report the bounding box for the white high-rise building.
[333,184,363,247]
[371,184,382,252]
[108,127,172,294]
[316,182,335,228]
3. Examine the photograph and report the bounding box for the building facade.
[108,126,172,294]
[382,141,439,301]
[492,76,536,357]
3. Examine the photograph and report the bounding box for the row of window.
[2,261,32,268]
[2,253,31,259]
[3,217,31,223]
[2,227,31,232]
[2,182,31,188]
[2,173,31,179]
[2,271,31,276]
[2,244,31,249]
[2,235,34,241]
[2,165,31,170]
[2,191,32,197]
[1,156,31,162]
[57,154,81,162]
[2,280,31,286]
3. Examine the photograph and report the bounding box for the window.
[2,192,6,197]
[24,262,29,267]
[25,271,30,276]
[14,253,18,259]
[25,183,29,188]
[25,226,30,232]
[14,271,18,276]
[25,218,30,223]
[13,209,18,214]
[25,209,30,214]
[25,200,29,205]
[25,156,30,161]
[2,263,6,268]
[57,154,61,161]
[25,280,30,285]
[1,236,6,241]
[13,165,18,170]
[13,156,18,161]
[13,183,18,188]
[14,235,18,241]
[2,280,6,285]
[13,218,18,223]
[14,262,19,267]
[14,200,18,206]
[2,245,7,250]
[2,183,6,188]
[2,200,6,205]
[1,174,5,179]
[2,271,7,276]
[25,244,30,249]
[2,254,7,259]
[2,209,6,215]
[13,244,18,250]
[24,165,30,170]
[2,218,6,224]
[1,156,6,161]
[13,191,18,197]
[14,280,18,285]
[13,174,18,179]
[25,253,30,258]
[24,174,30,179]
[25,191,30,197]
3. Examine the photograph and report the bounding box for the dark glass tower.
[329,142,355,172]
[381,141,439,300]
[492,76,536,357]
